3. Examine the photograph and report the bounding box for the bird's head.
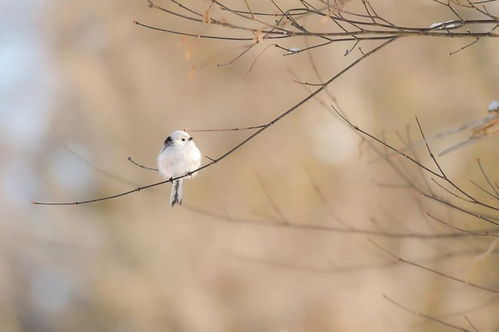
[163,130,194,148]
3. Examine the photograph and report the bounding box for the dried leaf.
[253,29,263,43]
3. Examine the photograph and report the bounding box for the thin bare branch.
[449,37,480,55]
[425,211,498,238]
[384,294,471,332]
[463,316,479,332]
[256,173,288,223]
[184,125,266,132]
[370,239,499,294]
[227,247,499,276]
[128,156,159,171]
[476,158,499,196]
[186,203,497,239]
[421,192,499,226]
[64,145,139,186]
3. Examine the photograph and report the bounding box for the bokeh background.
[1,0,498,331]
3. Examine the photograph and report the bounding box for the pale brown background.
[1,0,498,331]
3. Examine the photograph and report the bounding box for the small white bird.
[157,130,202,207]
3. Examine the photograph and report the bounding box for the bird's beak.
[189,137,193,141]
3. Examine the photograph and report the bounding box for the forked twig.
[128,156,158,171]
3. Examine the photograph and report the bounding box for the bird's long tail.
[170,179,183,207]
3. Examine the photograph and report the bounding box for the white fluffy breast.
[158,141,201,179]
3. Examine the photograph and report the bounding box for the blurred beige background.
[1,0,498,331]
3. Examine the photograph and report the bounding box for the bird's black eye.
[182,138,186,141]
